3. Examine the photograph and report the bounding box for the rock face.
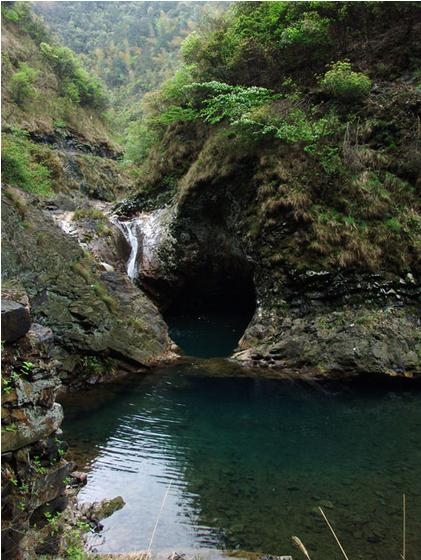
[2,188,174,386]
[229,266,421,376]
[120,147,421,378]
[1,290,73,559]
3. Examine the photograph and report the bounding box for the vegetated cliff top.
[1,1,112,145]
[128,1,421,276]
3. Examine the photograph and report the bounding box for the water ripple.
[63,371,421,558]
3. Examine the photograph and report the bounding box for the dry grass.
[71,261,94,283]
[3,187,28,219]
[291,536,312,560]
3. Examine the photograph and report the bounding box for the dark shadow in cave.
[163,264,256,359]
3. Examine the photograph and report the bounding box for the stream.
[60,358,421,559]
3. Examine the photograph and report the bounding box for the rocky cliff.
[116,2,421,378]
[1,287,72,558]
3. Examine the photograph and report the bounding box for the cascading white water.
[111,207,173,280]
[117,220,141,279]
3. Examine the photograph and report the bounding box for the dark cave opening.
[163,264,256,358]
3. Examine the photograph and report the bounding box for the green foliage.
[160,64,197,104]
[33,1,228,140]
[180,32,201,61]
[385,217,402,232]
[279,11,331,48]
[180,2,335,84]
[3,2,51,43]
[157,106,197,125]
[73,207,104,220]
[2,4,21,22]
[62,520,91,560]
[155,81,277,129]
[2,377,13,395]
[3,423,17,433]
[320,60,372,102]
[125,63,200,156]
[81,356,103,375]
[21,361,34,376]
[40,42,107,110]
[32,456,47,475]
[8,62,38,106]
[44,511,62,536]
[125,121,160,164]
[1,131,53,196]
[191,81,277,125]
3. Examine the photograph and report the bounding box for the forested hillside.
[33,1,228,140]
[1,2,109,136]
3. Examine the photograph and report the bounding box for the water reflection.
[60,365,421,558]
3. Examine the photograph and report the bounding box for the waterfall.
[118,220,141,279]
[111,207,172,280]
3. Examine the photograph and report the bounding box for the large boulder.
[1,299,31,342]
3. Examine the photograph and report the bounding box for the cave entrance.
[163,264,256,359]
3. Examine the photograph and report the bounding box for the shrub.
[73,207,104,220]
[385,217,402,232]
[1,132,53,196]
[180,32,201,62]
[280,11,331,48]
[1,5,20,22]
[125,120,161,164]
[40,42,107,110]
[8,63,38,106]
[320,60,372,102]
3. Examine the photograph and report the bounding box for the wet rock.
[30,461,73,509]
[100,261,115,272]
[1,299,31,342]
[69,471,88,486]
[2,192,173,384]
[15,377,58,407]
[79,495,125,522]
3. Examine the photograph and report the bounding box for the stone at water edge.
[69,471,88,486]
[1,299,31,342]
[79,495,125,522]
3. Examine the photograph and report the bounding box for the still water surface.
[61,364,421,559]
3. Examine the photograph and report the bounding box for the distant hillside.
[1,1,111,139]
[1,1,131,202]
[33,1,229,138]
